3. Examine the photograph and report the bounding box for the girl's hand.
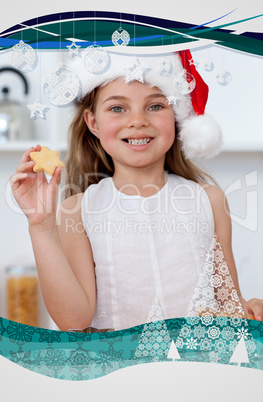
[244,298,263,321]
[9,145,63,230]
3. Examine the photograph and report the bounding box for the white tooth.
[127,138,151,145]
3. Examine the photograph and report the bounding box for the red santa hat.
[69,46,223,159]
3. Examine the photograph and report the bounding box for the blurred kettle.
[0,67,34,142]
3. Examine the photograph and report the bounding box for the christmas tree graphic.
[135,298,171,361]
[167,340,181,361]
[187,235,246,318]
[229,335,250,367]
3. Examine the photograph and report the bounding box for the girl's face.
[84,79,176,173]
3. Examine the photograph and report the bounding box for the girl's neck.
[112,168,168,197]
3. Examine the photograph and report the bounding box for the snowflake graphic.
[236,328,250,340]
[193,325,206,340]
[185,337,198,350]
[96,345,125,373]
[228,339,238,352]
[210,300,221,313]
[98,331,123,345]
[217,288,229,302]
[202,287,214,300]
[221,326,235,341]
[203,262,214,275]
[200,338,212,351]
[231,289,240,302]
[207,326,220,340]
[229,317,243,327]
[214,248,223,263]
[152,342,160,351]
[156,335,164,344]
[198,273,210,288]
[37,328,62,345]
[223,301,235,315]
[185,316,201,326]
[34,347,67,373]
[7,322,35,343]
[218,262,229,276]
[215,316,229,327]
[210,274,223,288]
[9,349,33,370]
[201,312,214,326]
[215,339,226,352]
[180,325,191,338]
[225,276,234,289]
[175,337,184,348]
[245,339,257,355]
[68,347,93,370]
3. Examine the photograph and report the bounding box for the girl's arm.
[10,146,96,331]
[29,193,96,331]
[203,184,263,321]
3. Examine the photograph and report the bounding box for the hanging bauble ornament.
[84,45,111,75]
[216,70,232,86]
[174,69,196,95]
[155,57,173,77]
[10,40,37,72]
[42,63,81,107]
[202,60,214,72]
[125,57,151,84]
[112,28,130,46]
[189,58,198,68]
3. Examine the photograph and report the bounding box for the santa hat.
[69,46,222,159]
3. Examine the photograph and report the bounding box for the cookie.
[30,146,65,176]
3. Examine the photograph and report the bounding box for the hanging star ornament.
[167,95,181,107]
[125,58,151,84]
[66,41,81,57]
[27,98,50,120]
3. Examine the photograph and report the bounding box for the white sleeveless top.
[81,174,214,330]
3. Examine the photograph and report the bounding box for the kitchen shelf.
[222,142,263,152]
[1,141,263,153]
[0,140,68,152]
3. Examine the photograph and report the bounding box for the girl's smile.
[121,136,153,150]
[84,79,176,173]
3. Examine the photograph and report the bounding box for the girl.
[10,49,263,331]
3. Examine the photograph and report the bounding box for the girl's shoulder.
[199,183,229,233]
[61,192,84,208]
[199,183,226,210]
[58,193,84,220]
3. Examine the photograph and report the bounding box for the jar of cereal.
[6,266,39,327]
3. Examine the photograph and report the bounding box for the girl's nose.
[127,110,149,129]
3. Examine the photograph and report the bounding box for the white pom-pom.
[179,113,223,159]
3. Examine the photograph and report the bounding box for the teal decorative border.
[0,316,262,380]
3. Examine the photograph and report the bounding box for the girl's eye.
[110,106,125,113]
[149,104,163,111]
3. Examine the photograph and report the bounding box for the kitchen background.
[0,44,262,329]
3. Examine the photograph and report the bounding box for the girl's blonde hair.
[65,88,215,198]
